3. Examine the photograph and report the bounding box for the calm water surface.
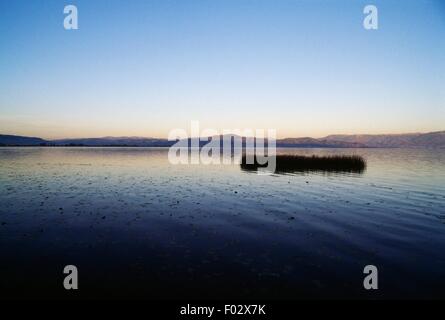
[0,147,444,299]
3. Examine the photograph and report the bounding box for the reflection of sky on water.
[0,147,444,299]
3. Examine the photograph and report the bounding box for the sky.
[0,0,444,139]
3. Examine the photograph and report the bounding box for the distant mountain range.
[51,136,173,147]
[0,135,47,146]
[323,132,445,148]
[0,131,444,148]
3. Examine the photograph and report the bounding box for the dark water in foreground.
[0,147,444,299]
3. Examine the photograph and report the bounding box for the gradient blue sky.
[0,0,444,139]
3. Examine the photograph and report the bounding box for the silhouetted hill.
[409,131,445,147]
[323,131,445,148]
[276,137,366,148]
[0,134,48,146]
[52,136,172,147]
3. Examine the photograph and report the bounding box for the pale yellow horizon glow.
[1,115,443,140]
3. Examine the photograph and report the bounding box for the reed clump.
[241,154,366,174]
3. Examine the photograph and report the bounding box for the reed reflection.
[240,154,366,175]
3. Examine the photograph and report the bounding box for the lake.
[0,147,444,299]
